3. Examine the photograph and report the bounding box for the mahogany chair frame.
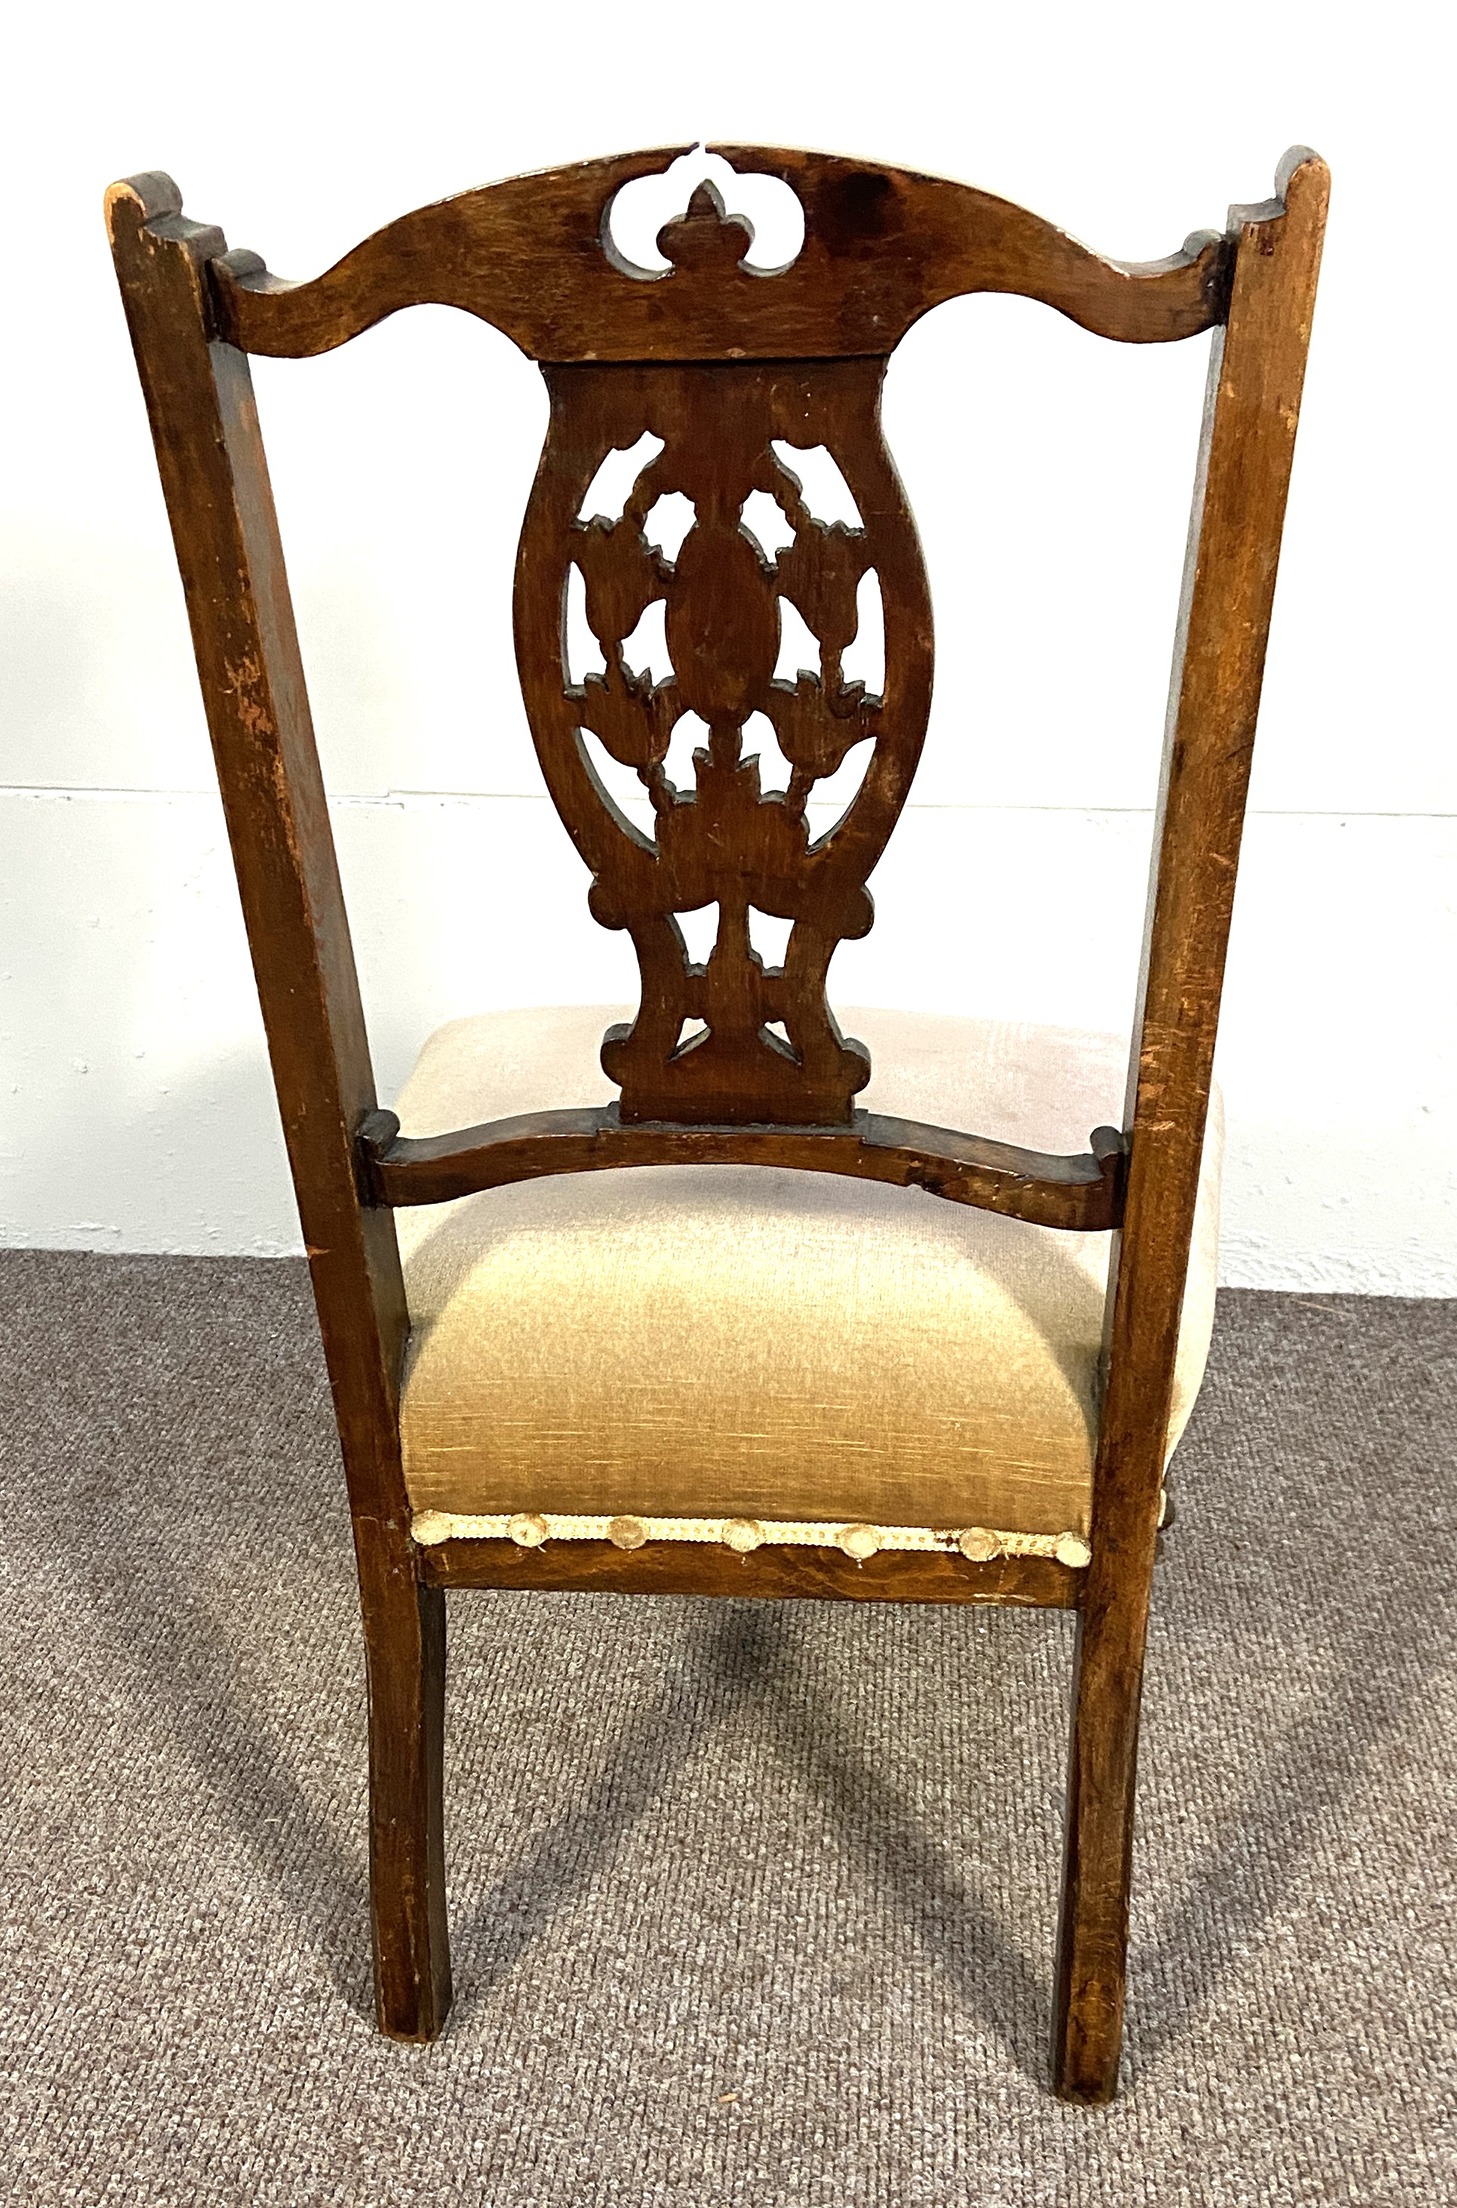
[106,144,1326,2101]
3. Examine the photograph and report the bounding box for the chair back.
[207,146,1237,1130]
[107,145,1326,1541]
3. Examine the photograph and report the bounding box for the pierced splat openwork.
[516,183,929,1123]
[521,329,929,1121]
[109,142,1327,2096]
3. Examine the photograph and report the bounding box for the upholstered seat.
[393,1005,1221,1549]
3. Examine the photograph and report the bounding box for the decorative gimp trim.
[410,1509,1093,1568]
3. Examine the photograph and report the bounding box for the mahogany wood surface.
[419,1540,1080,1609]
[106,172,448,2040]
[210,145,1231,364]
[358,1104,1127,1229]
[1052,149,1328,2104]
[516,347,932,1124]
[107,143,1325,2095]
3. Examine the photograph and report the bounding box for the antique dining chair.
[107,143,1325,2101]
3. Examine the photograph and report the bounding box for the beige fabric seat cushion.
[393,1005,1221,1542]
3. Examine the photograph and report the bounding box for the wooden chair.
[106,143,1326,2101]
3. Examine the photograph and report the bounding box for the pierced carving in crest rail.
[515,187,933,1126]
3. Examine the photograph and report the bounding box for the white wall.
[3,2,1454,1290]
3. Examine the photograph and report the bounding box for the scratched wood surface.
[418,1538,1080,1608]
[1052,149,1329,2102]
[358,1103,1126,1228]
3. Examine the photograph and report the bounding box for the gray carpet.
[0,1253,1453,2206]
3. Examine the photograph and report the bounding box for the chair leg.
[1051,1599,1149,2104]
[361,1566,452,2040]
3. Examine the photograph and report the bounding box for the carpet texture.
[0,1251,1452,2206]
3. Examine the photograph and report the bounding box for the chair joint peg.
[1089,1125,1129,1222]
[356,1109,402,1204]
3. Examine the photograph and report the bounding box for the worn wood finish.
[365,1575,450,2040]
[108,145,1323,2091]
[105,173,450,2041]
[1052,149,1329,2105]
[360,1102,1126,1228]
[418,1537,1080,1609]
[518,346,932,1123]
[210,145,1230,365]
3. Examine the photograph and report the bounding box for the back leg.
[1051,1595,1149,2103]
[359,1562,452,2039]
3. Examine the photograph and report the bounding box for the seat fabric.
[392,1006,1221,1541]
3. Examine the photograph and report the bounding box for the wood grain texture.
[418,1537,1079,1609]
[1052,148,1329,2106]
[363,1574,451,2040]
[106,172,451,2041]
[209,144,1231,365]
[358,1103,1127,1230]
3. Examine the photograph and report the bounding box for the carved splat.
[517,320,931,1123]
